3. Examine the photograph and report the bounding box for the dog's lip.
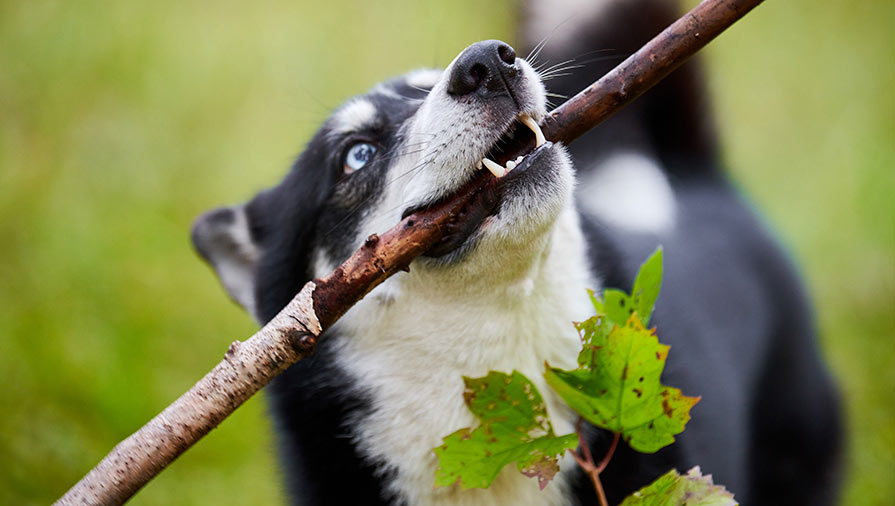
[499,141,551,184]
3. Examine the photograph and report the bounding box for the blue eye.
[343,142,377,174]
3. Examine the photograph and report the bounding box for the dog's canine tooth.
[520,114,546,147]
[482,157,505,178]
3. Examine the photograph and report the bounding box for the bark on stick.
[55,0,764,503]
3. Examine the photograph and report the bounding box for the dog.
[191,1,842,504]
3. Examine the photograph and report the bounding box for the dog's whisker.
[525,33,550,63]
[533,58,554,73]
[572,54,625,67]
[537,58,578,75]
[539,64,584,76]
[539,73,575,82]
[538,66,584,81]
[394,95,426,103]
[525,17,568,65]
[407,84,435,95]
[535,50,619,81]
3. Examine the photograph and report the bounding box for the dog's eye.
[343,142,377,175]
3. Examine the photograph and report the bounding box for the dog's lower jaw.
[328,201,596,506]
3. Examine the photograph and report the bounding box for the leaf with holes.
[619,466,738,505]
[545,314,699,453]
[433,371,578,490]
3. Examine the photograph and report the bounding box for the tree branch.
[54,1,763,504]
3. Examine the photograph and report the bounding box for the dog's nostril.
[497,44,516,65]
[447,40,519,97]
[448,58,488,96]
[468,63,486,88]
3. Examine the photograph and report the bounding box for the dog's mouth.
[402,113,549,258]
[479,114,546,178]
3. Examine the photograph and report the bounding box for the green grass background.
[0,0,891,504]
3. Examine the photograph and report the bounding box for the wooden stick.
[55,0,763,503]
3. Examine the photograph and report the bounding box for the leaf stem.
[572,417,611,506]
[592,473,609,506]
[577,418,597,466]
[595,432,620,475]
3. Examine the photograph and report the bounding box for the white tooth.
[482,157,505,178]
[476,159,483,170]
[520,114,546,148]
[506,160,517,171]
[515,156,524,164]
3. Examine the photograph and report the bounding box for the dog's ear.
[191,189,276,319]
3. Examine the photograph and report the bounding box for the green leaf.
[433,371,578,490]
[545,315,699,453]
[589,247,663,329]
[603,288,632,327]
[631,247,663,326]
[619,466,737,505]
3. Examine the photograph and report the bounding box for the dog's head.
[192,40,576,323]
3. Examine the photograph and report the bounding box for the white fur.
[327,205,596,506]
[579,152,677,234]
[332,98,378,134]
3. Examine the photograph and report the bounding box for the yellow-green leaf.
[545,315,699,453]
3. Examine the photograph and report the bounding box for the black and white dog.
[191,1,841,504]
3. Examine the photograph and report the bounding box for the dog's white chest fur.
[329,209,596,506]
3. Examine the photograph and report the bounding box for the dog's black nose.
[447,40,519,96]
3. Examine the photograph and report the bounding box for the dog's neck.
[321,205,597,505]
[323,204,598,352]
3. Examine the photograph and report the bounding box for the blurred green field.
[0,1,891,504]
